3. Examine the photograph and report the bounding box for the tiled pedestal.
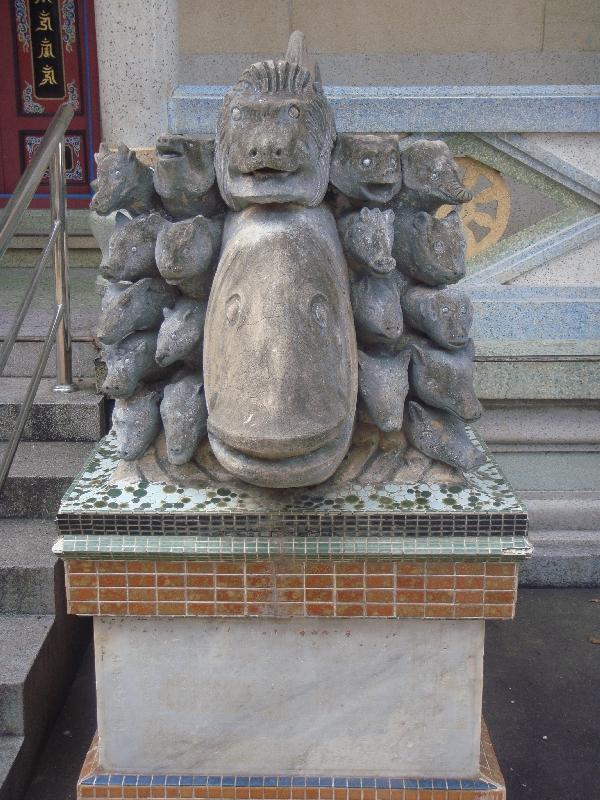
[53,433,530,800]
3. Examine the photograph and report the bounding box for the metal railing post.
[50,134,75,392]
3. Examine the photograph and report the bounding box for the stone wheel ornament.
[90,31,488,488]
[437,156,511,258]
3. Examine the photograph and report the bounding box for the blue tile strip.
[80,773,499,791]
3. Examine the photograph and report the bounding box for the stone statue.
[91,31,484,486]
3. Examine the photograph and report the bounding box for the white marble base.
[95,616,484,778]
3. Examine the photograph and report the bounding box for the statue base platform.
[53,432,528,800]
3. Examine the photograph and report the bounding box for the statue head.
[154,134,215,201]
[90,143,156,216]
[399,140,472,211]
[215,38,335,210]
[329,134,402,204]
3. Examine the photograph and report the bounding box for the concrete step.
[520,530,600,587]
[0,441,92,518]
[0,521,58,615]
[0,340,98,379]
[522,490,600,531]
[0,735,25,800]
[0,613,89,800]
[0,379,107,443]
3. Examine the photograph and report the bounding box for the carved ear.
[410,342,426,365]
[182,308,193,320]
[382,209,395,225]
[146,212,165,235]
[443,209,461,230]
[117,142,130,157]
[359,207,370,223]
[191,214,207,229]
[114,211,129,230]
[408,400,427,424]
[162,306,173,320]
[95,142,110,163]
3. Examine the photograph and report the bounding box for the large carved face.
[215,60,335,210]
[330,134,402,204]
[154,134,215,199]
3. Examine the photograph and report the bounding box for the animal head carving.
[215,53,335,210]
[154,134,216,203]
[330,134,402,204]
[91,143,156,216]
[393,209,466,286]
[399,140,472,211]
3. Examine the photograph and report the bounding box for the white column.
[93,0,179,148]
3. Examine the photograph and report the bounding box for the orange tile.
[78,786,94,797]
[426,576,454,589]
[188,589,214,602]
[157,574,185,588]
[264,789,278,799]
[277,589,304,602]
[396,590,425,603]
[157,589,186,602]
[348,790,362,800]
[99,573,127,587]
[403,789,418,800]
[306,789,319,800]
[366,561,394,574]
[67,559,96,573]
[277,575,304,589]
[156,602,186,615]
[486,563,516,576]
[216,562,244,574]
[425,604,455,618]
[217,574,244,588]
[366,589,393,603]
[188,574,215,588]
[484,604,514,618]
[455,562,485,575]
[246,561,272,574]
[485,576,515,590]
[156,560,184,573]
[366,575,393,588]
[425,562,454,575]
[394,603,424,617]
[187,603,216,615]
[186,562,216,574]
[319,790,333,800]
[306,575,330,588]
[100,588,127,602]
[455,604,484,618]
[456,576,483,590]
[334,560,364,574]
[306,603,335,616]
[137,789,153,798]
[366,604,394,616]
[69,574,97,588]
[127,602,156,616]
[123,787,137,797]
[247,575,272,588]
[70,588,97,602]
[128,573,156,587]
[217,588,244,602]
[126,560,155,572]
[247,589,273,602]
[485,591,515,604]
[336,603,364,616]
[277,602,305,616]
[425,590,454,604]
[335,576,363,589]
[128,588,155,602]
[361,790,375,800]
[306,561,334,574]
[97,560,127,573]
[336,589,363,603]
[216,603,245,615]
[305,588,333,602]
[99,601,128,615]
[455,590,484,605]
[247,603,270,615]
[69,601,99,615]
[396,576,424,589]
[236,789,250,798]
[396,562,423,574]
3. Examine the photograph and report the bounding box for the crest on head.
[215,32,336,210]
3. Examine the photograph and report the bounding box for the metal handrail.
[0,103,76,492]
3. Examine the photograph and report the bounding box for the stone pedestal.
[54,431,530,799]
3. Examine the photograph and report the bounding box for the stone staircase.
[0,218,106,798]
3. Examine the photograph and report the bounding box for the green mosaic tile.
[57,429,525,539]
[53,534,532,561]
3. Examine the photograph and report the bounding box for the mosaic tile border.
[63,558,518,619]
[57,431,526,539]
[54,535,532,561]
[78,723,504,798]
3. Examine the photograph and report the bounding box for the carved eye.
[390,158,397,169]
[433,240,446,254]
[360,156,372,168]
[114,170,121,177]
[288,105,300,118]
[226,294,241,326]
[131,246,137,253]
[231,107,241,120]
[440,305,450,315]
[431,171,439,182]
[310,294,328,328]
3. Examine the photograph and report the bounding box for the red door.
[0,0,101,209]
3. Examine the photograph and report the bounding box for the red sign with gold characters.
[0,0,101,207]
